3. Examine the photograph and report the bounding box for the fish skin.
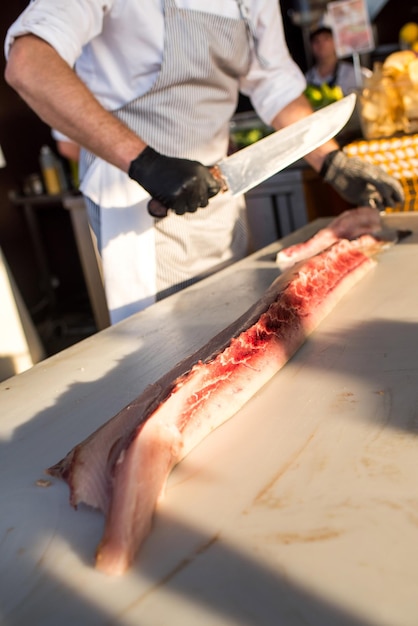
[47,236,382,576]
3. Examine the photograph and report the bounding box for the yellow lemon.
[399,22,418,45]
[305,86,323,102]
[246,129,263,144]
[330,85,343,101]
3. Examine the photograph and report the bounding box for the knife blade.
[148,93,356,218]
[216,93,356,196]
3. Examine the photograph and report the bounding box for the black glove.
[320,150,404,210]
[129,146,221,217]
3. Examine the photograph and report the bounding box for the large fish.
[48,213,390,576]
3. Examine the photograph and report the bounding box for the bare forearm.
[5,35,145,172]
[271,94,339,172]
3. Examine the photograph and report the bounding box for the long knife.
[148,93,356,218]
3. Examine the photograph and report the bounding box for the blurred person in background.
[306,25,372,96]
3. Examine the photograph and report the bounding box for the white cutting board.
[1,213,418,626]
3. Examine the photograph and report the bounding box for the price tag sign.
[327,0,375,58]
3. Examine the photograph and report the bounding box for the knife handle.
[147,198,169,219]
[147,166,226,219]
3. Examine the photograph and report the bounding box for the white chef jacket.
[5,0,307,323]
[4,0,306,127]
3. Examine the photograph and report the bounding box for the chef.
[4,0,404,324]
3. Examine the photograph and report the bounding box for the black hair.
[309,26,333,42]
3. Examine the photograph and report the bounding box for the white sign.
[327,0,375,58]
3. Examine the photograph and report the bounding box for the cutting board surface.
[1,214,418,626]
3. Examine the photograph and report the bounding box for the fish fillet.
[276,206,382,269]
[48,234,383,575]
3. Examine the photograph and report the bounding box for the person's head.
[309,26,336,63]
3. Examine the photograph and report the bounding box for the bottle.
[55,157,69,192]
[39,145,61,195]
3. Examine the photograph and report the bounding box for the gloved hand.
[129,146,221,217]
[320,149,405,210]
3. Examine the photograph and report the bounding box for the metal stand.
[10,191,110,331]
[352,51,364,89]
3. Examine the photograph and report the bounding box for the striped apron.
[81,0,252,323]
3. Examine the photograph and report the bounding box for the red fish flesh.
[48,234,383,575]
[276,206,382,269]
